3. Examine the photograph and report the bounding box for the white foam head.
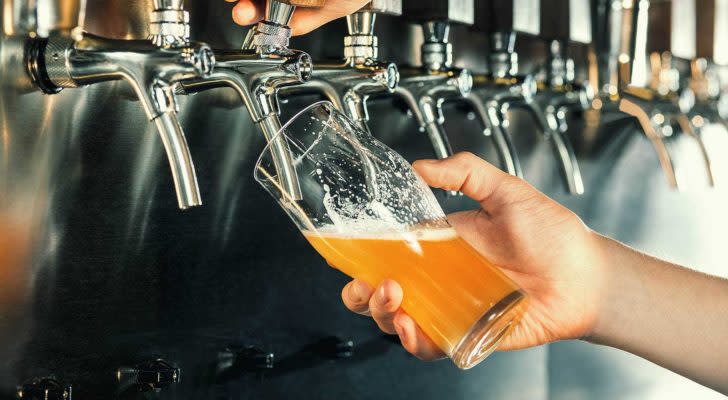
[305,224,458,241]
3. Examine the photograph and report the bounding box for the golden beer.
[304,227,528,368]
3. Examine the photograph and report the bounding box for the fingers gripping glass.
[255,101,528,369]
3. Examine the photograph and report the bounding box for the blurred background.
[1,0,727,398]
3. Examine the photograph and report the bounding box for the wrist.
[573,230,613,341]
[580,233,640,345]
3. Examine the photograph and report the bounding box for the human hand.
[225,0,370,36]
[340,152,606,360]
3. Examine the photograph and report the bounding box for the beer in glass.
[255,101,527,369]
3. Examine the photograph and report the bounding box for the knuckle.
[453,151,477,163]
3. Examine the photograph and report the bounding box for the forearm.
[587,234,728,394]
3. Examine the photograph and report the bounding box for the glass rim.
[253,100,336,183]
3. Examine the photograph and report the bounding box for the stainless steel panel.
[0,1,725,399]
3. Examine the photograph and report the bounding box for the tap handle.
[267,0,326,24]
[348,0,404,36]
[149,0,190,47]
[345,1,401,61]
[244,0,325,51]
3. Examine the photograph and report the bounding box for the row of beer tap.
[17,0,728,210]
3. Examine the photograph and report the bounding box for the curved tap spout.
[674,113,715,187]
[462,93,522,177]
[393,68,471,197]
[26,32,214,209]
[280,7,399,129]
[179,0,327,201]
[524,101,585,195]
[475,74,585,195]
[395,67,472,157]
[179,50,312,202]
[279,61,398,129]
[618,97,678,188]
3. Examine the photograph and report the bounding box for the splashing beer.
[256,101,529,368]
[304,226,528,368]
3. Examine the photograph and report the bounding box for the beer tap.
[24,0,215,209]
[617,0,714,188]
[472,0,585,195]
[533,0,594,177]
[683,1,728,138]
[393,1,473,165]
[687,59,728,134]
[180,0,325,201]
[279,0,401,135]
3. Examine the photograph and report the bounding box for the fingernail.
[348,283,361,303]
[376,284,389,306]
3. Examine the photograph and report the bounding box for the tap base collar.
[25,37,63,95]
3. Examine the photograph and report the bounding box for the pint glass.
[255,101,528,369]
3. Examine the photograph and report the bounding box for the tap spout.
[153,110,201,209]
[524,101,585,195]
[674,113,715,187]
[619,97,678,188]
[26,32,214,208]
[462,94,522,177]
[179,53,311,201]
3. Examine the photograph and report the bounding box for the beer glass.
[255,101,528,369]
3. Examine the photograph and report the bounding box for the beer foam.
[304,225,459,242]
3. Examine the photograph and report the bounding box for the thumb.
[413,152,516,210]
[230,0,265,26]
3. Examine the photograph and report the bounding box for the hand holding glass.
[255,101,528,369]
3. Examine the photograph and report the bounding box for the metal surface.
[389,17,473,195]
[279,8,399,131]
[1,1,727,400]
[182,0,317,201]
[23,2,213,209]
[619,0,715,189]
[471,27,585,194]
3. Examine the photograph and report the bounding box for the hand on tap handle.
[337,153,728,394]
[226,0,369,35]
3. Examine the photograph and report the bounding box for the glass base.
[450,290,528,370]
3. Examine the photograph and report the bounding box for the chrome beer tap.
[474,1,584,195]
[683,2,728,142]
[376,1,519,178]
[180,0,326,201]
[388,0,476,170]
[586,0,678,188]
[687,59,728,134]
[532,0,594,181]
[534,39,593,149]
[617,0,714,188]
[394,20,472,163]
[24,0,214,209]
[279,1,400,134]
